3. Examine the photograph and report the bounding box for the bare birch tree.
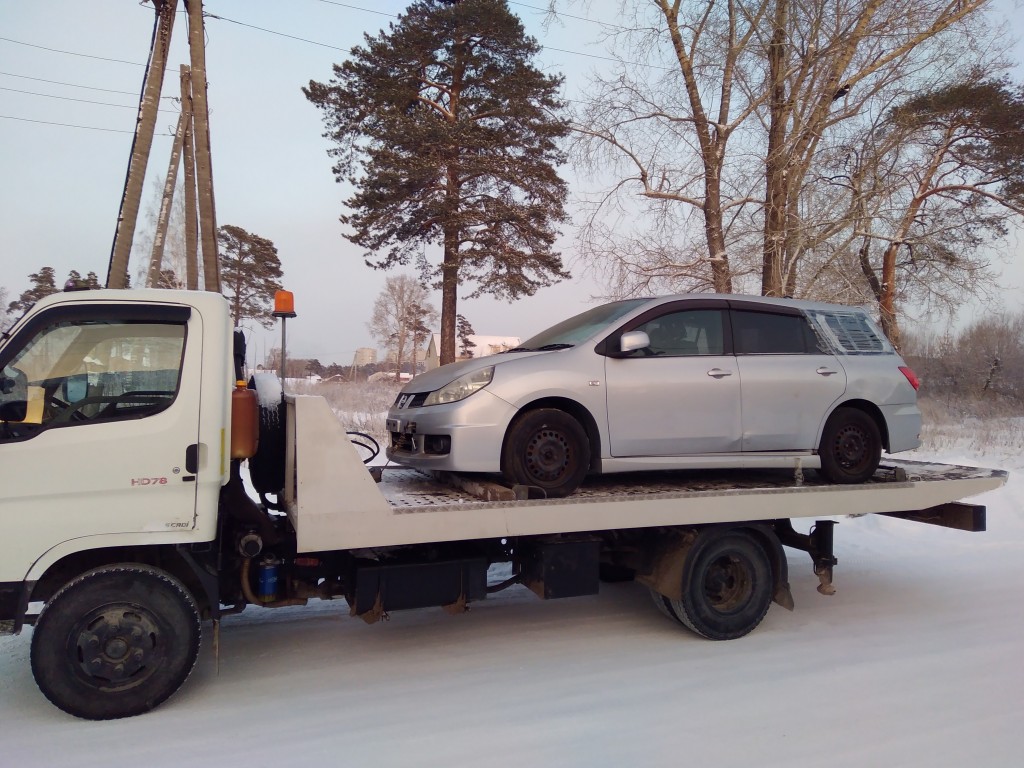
[568,0,1002,319]
[368,275,438,376]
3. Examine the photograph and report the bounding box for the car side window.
[0,319,186,441]
[731,310,823,354]
[635,309,725,356]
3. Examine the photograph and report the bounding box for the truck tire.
[819,407,882,484]
[30,564,201,720]
[666,530,773,640]
[502,408,590,498]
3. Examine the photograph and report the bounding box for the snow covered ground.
[2,440,1021,767]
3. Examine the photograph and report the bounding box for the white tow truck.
[0,288,1007,720]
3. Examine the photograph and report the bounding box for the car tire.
[502,408,590,497]
[819,407,882,484]
[666,530,773,640]
[30,564,201,720]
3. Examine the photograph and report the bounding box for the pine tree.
[305,0,570,365]
[7,267,58,315]
[218,225,284,329]
[65,270,102,290]
[456,313,477,357]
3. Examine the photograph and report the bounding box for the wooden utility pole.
[147,107,187,287]
[180,65,199,290]
[107,0,178,289]
[186,0,220,292]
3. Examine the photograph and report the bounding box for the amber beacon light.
[273,290,296,319]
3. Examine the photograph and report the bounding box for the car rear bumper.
[881,402,922,453]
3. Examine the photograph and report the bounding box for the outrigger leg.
[774,519,839,595]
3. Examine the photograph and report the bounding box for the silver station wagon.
[385,295,922,497]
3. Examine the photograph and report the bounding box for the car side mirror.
[619,330,651,354]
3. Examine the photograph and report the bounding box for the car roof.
[643,293,868,313]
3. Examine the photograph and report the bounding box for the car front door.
[729,303,847,451]
[602,301,742,457]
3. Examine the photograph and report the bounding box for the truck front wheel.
[30,564,201,720]
[666,530,773,640]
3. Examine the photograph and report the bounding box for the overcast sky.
[2,1,1022,366]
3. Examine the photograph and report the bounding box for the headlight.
[423,366,494,406]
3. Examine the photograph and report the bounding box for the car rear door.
[729,302,847,451]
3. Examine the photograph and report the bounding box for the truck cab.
[0,290,231,613]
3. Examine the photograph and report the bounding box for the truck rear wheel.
[30,564,201,720]
[666,530,773,640]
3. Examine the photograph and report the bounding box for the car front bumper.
[384,389,517,473]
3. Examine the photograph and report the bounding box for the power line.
[507,1,633,32]
[0,114,175,135]
[0,70,174,98]
[0,36,147,67]
[207,9,668,71]
[204,13,349,51]
[0,85,177,112]
[316,0,398,19]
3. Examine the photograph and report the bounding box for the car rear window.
[808,310,893,355]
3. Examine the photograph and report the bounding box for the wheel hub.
[704,555,752,612]
[525,428,570,481]
[834,425,867,468]
[75,607,159,684]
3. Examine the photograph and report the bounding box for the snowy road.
[2,447,1021,768]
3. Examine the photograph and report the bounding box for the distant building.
[424,334,521,371]
[351,347,377,369]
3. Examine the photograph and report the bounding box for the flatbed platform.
[286,396,1008,552]
[376,460,1006,510]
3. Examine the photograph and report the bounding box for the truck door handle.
[816,367,839,377]
[707,368,733,379]
[185,444,199,474]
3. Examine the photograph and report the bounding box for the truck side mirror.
[0,399,27,422]
[0,366,28,422]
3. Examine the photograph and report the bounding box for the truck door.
[0,303,202,576]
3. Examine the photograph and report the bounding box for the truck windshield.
[512,299,649,351]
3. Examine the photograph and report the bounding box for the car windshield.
[514,299,649,350]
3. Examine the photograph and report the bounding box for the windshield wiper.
[505,343,574,353]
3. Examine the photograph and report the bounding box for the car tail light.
[899,366,920,390]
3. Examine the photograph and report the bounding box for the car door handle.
[816,367,839,377]
[707,368,733,379]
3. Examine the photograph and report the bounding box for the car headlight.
[423,366,494,406]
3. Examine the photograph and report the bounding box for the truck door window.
[0,319,186,440]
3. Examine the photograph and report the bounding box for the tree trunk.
[762,1,789,297]
[704,177,732,293]
[439,227,459,366]
[878,241,901,349]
